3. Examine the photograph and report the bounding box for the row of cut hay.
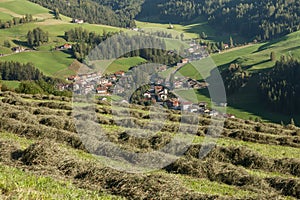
[0,117,83,150]
[266,177,300,198]
[223,129,300,148]
[1,95,72,111]
[0,102,75,132]
[163,156,300,198]
[187,144,300,178]
[224,120,298,136]
[0,140,231,200]
[97,113,300,148]
[2,91,299,136]
[0,91,71,102]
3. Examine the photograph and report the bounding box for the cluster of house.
[67,72,102,94]
[64,68,235,118]
[187,41,210,61]
[141,85,234,118]
[173,76,209,90]
[68,70,126,95]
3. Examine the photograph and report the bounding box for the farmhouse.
[115,71,125,77]
[61,43,72,49]
[182,102,193,111]
[11,46,25,53]
[181,58,189,64]
[73,18,84,24]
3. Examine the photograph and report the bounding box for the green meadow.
[0,0,122,78]
[136,17,248,44]
[104,57,147,74]
[174,30,300,124]
[0,0,49,16]
[0,51,74,76]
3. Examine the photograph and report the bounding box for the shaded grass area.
[135,20,198,39]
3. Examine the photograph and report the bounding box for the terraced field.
[0,91,299,199]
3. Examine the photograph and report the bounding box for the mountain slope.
[137,0,300,41]
[28,0,140,27]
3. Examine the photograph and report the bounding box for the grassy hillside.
[104,57,147,74]
[0,0,122,78]
[0,91,299,199]
[0,0,299,124]
[136,17,247,44]
[0,0,49,16]
[176,30,300,124]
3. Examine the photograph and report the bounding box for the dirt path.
[218,43,254,54]
[0,7,22,18]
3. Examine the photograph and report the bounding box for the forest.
[28,0,141,27]
[0,61,43,81]
[259,57,300,114]
[64,27,116,61]
[222,63,250,95]
[27,28,49,47]
[65,27,181,65]
[0,61,71,96]
[138,0,300,40]
[28,0,300,40]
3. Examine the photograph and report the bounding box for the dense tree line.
[27,28,49,47]
[222,63,250,94]
[259,58,300,114]
[67,28,181,65]
[92,0,143,22]
[28,0,139,27]
[138,0,300,40]
[64,27,116,61]
[91,33,181,65]
[0,61,43,81]
[65,27,114,44]
[0,14,34,29]
[0,61,71,96]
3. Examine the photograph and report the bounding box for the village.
[67,41,234,119]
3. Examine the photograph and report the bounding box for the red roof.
[115,71,125,76]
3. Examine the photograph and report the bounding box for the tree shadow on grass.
[12,40,31,48]
[253,35,290,53]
